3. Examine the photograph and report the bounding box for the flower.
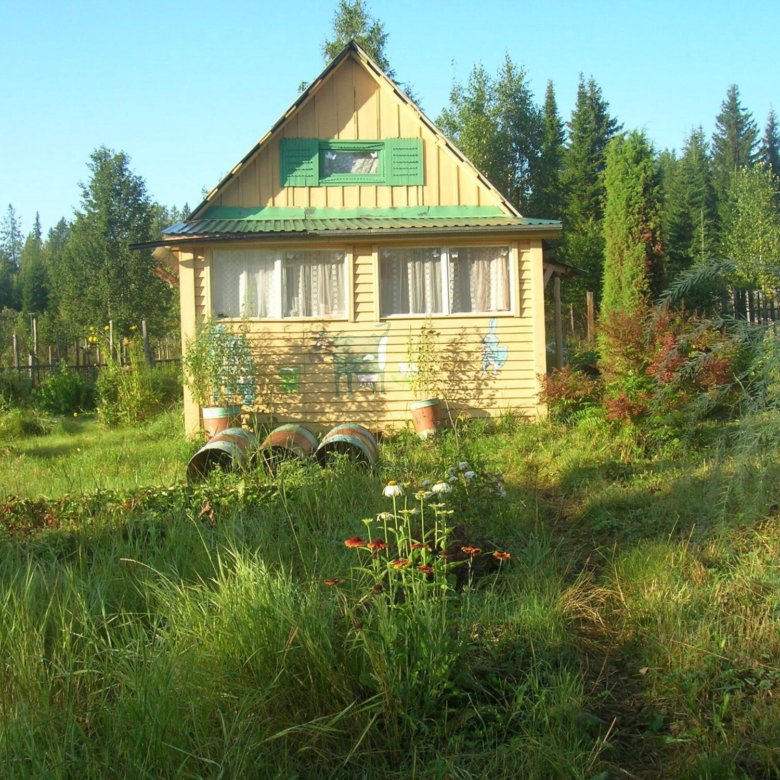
[463,470,475,481]
[461,545,481,557]
[324,578,344,586]
[410,542,428,551]
[417,565,434,574]
[458,462,469,471]
[103,325,110,331]
[431,481,452,494]
[492,551,511,561]
[383,481,404,498]
[423,490,434,500]
[447,467,457,477]
[421,479,432,488]
[447,476,458,484]
[367,538,388,551]
[376,512,394,522]
[390,558,410,568]
[344,536,366,548]
[371,582,384,594]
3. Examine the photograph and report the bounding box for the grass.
[0,407,778,777]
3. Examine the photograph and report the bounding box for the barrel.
[259,424,318,471]
[315,423,378,467]
[187,427,257,482]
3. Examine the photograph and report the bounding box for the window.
[211,248,346,319]
[280,137,423,187]
[379,246,511,317]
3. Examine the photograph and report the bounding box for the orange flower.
[410,542,428,550]
[367,538,388,551]
[344,536,366,548]
[371,582,384,594]
[324,578,344,586]
[461,545,481,557]
[492,551,511,561]
[417,564,434,574]
[390,558,410,568]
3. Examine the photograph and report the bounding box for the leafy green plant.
[33,362,94,415]
[405,318,441,399]
[0,371,32,409]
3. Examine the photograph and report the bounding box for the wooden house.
[152,42,561,435]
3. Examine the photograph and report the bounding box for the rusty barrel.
[187,427,257,482]
[315,422,378,467]
[259,424,318,471]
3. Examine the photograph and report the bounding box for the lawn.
[0,408,778,778]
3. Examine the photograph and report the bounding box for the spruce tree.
[601,131,663,317]
[323,0,390,70]
[560,75,621,300]
[759,109,780,178]
[711,84,758,203]
[530,80,566,219]
[18,213,49,313]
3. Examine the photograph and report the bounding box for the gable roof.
[184,41,532,225]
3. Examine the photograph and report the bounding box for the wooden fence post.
[141,320,155,366]
[554,275,564,370]
[586,292,595,343]
[12,332,19,370]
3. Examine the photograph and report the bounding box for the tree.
[17,212,49,313]
[661,128,718,284]
[759,109,780,178]
[560,75,621,299]
[720,164,780,294]
[601,131,663,317]
[530,80,566,219]
[711,84,758,203]
[0,204,23,273]
[58,147,172,335]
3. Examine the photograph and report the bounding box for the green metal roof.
[161,206,561,239]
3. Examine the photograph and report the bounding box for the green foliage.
[405,318,441,399]
[539,365,602,421]
[759,108,780,178]
[96,334,156,427]
[323,0,390,71]
[601,131,663,317]
[530,80,566,219]
[57,147,173,336]
[0,408,49,438]
[33,363,94,415]
[720,163,780,293]
[17,213,49,314]
[0,370,32,408]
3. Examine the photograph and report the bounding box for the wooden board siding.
[181,237,547,435]
[209,56,504,213]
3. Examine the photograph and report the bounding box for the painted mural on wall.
[481,318,508,376]
[312,326,390,396]
[277,366,301,394]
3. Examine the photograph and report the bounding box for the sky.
[1,0,778,236]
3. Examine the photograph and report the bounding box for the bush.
[539,366,602,422]
[33,363,95,415]
[96,336,156,427]
[0,408,50,438]
[149,362,183,408]
[0,371,33,409]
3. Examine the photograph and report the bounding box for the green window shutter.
[385,138,424,185]
[280,138,319,187]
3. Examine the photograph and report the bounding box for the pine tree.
[759,109,780,178]
[323,0,390,70]
[662,128,718,283]
[58,147,172,335]
[530,80,566,219]
[601,131,663,317]
[18,212,49,313]
[711,84,758,203]
[560,75,621,300]
[0,204,23,272]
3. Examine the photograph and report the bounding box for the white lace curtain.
[380,247,442,315]
[212,249,276,318]
[284,250,345,317]
[449,247,510,313]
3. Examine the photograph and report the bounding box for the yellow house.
[153,42,561,435]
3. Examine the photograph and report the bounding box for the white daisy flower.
[432,481,452,494]
[383,481,404,498]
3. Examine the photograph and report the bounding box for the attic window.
[280,137,423,187]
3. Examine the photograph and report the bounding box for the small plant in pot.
[406,319,444,439]
[183,319,256,439]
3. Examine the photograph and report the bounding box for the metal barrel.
[186,427,257,482]
[259,424,318,471]
[315,422,378,467]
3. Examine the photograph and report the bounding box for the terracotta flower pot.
[201,405,241,440]
[410,398,443,439]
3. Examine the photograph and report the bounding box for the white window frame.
[210,247,349,321]
[378,244,515,319]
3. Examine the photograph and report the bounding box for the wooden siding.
[209,56,504,213]
[181,237,547,435]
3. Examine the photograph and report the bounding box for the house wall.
[207,56,504,212]
[179,236,547,436]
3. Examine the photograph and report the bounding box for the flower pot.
[410,398,443,439]
[201,405,241,440]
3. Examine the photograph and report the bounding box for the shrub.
[33,363,95,415]
[96,335,156,427]
[539,365,602,422]
[0,371,33,409]
[149,362,183,408]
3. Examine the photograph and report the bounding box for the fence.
[1,319,180,388]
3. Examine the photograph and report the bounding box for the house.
[151,42,562,435]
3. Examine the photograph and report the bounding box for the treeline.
[0,148,189,365]
[439,69,780,309]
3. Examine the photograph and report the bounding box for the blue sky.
[1,0,777,235]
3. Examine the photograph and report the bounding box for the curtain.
[380,247,442,315]
[284,250,345,317]
[449,247,510,313]
[212,249,276,318]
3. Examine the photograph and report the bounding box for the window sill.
[379,311,515,320]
